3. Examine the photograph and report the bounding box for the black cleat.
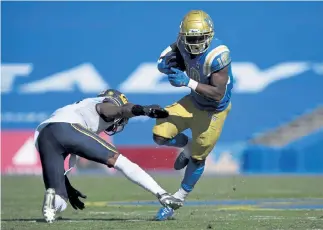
[174,151,189,170]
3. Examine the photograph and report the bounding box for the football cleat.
[155,206,174,221]
[157,193,184,210]
[174,151,190,170]
[42,188,56,223]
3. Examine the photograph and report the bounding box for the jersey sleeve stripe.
[159,46,173,59]
[203,45,230,76]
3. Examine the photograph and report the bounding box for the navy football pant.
[37,122,118,199]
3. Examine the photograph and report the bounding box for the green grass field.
[2,175,323,230]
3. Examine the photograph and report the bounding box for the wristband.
[188,79,198,90]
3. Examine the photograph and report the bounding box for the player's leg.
[52,123,180,208]
[36,125,69,223]
[152,96,192,168]
[109,153,182,209]
[157,106,231,219]
[174,103,232,202]
[153,97,196,220]
[173,137,192,170]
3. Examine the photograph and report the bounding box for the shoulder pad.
[203,45,231,76]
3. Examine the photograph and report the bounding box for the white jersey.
[36,97,114,135]
[34,97,113,174]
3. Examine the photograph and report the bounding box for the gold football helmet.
[179,10,214,55]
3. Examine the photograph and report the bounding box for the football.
[164,50,186,71]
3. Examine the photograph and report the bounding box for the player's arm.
[96,103,169,120]
[194,67,229,102]
[96,103,135,120]
[168,48,231,102]
[188,49,231,102]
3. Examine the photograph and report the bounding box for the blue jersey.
[176,37,234,112]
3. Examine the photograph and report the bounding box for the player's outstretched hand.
[67,186,87,210]
[143,105,169,119]
[65,176,87,210]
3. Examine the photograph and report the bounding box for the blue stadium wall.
[242,130,323,174]
[1,2,323,174]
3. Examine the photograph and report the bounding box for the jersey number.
[189,67,201,82]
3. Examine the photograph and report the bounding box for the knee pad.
[153,134,170,146]
[54,195,67,213]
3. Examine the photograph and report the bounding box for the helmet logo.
[188,29,201,34]
[119,94,128,104]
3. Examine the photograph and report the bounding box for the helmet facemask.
[105,117,128,136]
[182,33,213,55]
[97,89,130,136]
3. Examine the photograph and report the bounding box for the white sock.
[54,195,67,213]
[173,188,189,201]
[182,138,192,158]
[114,154,167,196]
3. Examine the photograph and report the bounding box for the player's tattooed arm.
[195,66,229,102]
[96,103,137,120]
[96,103,169,120]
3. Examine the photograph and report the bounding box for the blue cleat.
[155,206,174,221]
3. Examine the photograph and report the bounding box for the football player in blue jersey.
[152,10,234,220]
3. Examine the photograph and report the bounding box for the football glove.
[65,176,87,210]
[168,67,190,87]
[131,105,169,118]
[143,105,169,118]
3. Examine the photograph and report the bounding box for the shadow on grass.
[1,217,175,223]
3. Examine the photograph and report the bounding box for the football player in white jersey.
[34,89,182,223]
